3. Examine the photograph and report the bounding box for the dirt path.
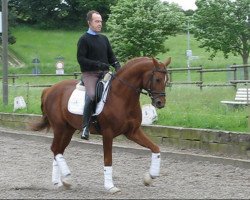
[0,128,250,199]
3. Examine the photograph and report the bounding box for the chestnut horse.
[31,56,171,193]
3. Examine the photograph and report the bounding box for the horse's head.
[143,57,171,109]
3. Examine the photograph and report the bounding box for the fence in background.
[167,64,250,90]
[0,72,82,85]
[1,67,249,133]
[1,64,250,89]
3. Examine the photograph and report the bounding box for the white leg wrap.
[55,154,71,177]
[149,153,161,178]
[104,166,114,190]
[52,159,62,186]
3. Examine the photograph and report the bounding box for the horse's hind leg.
[125,128,161,186]
[52,158,63,188]
[51,126,75,189]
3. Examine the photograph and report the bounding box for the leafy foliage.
[9,0,61,28]
[0,32,16,45]
[193,0,250,65]
[106,0,185,61]
[8,0,118,29]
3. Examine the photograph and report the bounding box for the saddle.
[68,72,112,116]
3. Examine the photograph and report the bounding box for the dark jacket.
[77,33,120,72]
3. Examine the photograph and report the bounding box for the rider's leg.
[81,95,94,140]
[81,71,99,140]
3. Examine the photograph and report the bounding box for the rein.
[113,74,143,94]
[113,66,167,99]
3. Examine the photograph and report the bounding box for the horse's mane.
[122,57,152,69]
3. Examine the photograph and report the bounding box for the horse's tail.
[30,88,51,132]
[31,115,50,132]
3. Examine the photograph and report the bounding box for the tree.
[106,0,185,62]
[9,0,62,28]
[9,0,118,29]
[70,0,118,22]
[193,0,250,68]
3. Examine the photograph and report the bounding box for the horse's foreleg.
[143,152,161,186]
[102,134,121,194]
[125,128,161,186]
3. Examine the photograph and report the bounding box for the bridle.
[144,67,167,100]
[113,66,168,101]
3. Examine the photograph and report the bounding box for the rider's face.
[88,13,102,33]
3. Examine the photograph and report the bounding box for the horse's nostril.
[156,101,163,108]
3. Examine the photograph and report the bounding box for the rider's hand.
[112,61,121,72]
[98,62,110,71]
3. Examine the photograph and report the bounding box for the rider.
[77,10,121,140]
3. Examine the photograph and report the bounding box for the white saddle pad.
[68,80,110,116]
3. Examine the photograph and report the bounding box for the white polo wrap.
[104,166,114,190]
[149,153,161,178]
[52,159,62,185]
[55,154,71,177]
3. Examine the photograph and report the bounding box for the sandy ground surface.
[0,127,250,199]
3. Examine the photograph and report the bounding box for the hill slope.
[0,46,24,67]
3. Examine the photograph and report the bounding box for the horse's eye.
[155,78,161,83]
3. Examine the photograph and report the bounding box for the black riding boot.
[81,96,94,140]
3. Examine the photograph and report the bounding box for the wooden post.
[247,83,250,133]
[248,106,250,133]
[199,65,203,91]
[244,65,249,80]
[2,0,8,105]
[231,64,237,80]
[74,72,78,79]
[231,64,237,90]
[168,66,172,89]
[247,84,249,104]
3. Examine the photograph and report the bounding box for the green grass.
[1,83,248,133]
[8,26,81,74]
[6,26,244,84]
[157,34,242,69]
[160,86,248,132]
[0,26,249,133]
[141,85,248,133]
[7,26,243,73]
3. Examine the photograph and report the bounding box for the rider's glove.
[112,61,121,72]
[98,62,110,71]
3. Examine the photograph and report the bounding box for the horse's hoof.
[143,172,153,186]
[53,182,63,189]
[61,175,72,189]
[108,187,121,194]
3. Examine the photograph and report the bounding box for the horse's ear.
[163,57,171,67]
[152,57,159,66]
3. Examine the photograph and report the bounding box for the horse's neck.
[110,63,149,106]
[118,60,150,85]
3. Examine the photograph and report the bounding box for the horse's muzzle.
[152,99,165,109]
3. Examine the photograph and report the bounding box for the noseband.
[113,66,167,101]
[144,67,167,100]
